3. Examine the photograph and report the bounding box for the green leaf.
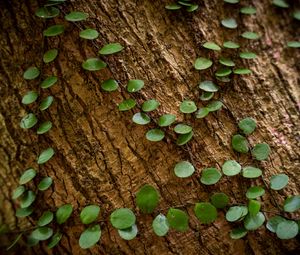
[47,232,62,249]
[56,204,73,224]
[200,168,222,185]
[16,207,33,217]
[167,208,189,232]
[141,99,160,112]
[210,193,229,209]
[248,200,261,216]
[252,143,270,160]
[99,43,124,55]
[31,227,53,241]
[6,233,22,251]
[80,29,99,40]
[196,108,209,118]
[118,225,138,240]
[101,79,118,92]
[187,4,198,12]
[203,42,221,51]
[246,186,265,199]
[287,41,300,48]
[82,58,107,71]
[240,52,257,59]
[110,208,136,229]
[19,168,36,185]
[270,174,289,190]
[194,57,213,70]
[39,96,54,111]
[37,147,55,164]
[215,68,232,77]
[12,186,26,200]
[180,100,197,113]
[23,67,40,80]
[37,121,52,135]
[242,166,262,178]
[26,235,39,247]
[194,202,217,224]
[232,134,249,153]
[240,6,256,15]
[174,161,195,178]
[38,211,54,226]
[272,0,289,8]
[176,131,193,145]
[293,10,300,20]
[244,212,265,230]
[217,76,231,82]
[206,100,223,112]
[22,91,38,105]
[20,113,38,129]
[241,31,260,40]
[199,80,219,92]
[152,214,169,236]
[38,177,53,191]
[165,4,182,10]
[40,76,58,89]
[222,160,241,176]
[178,1,192,6]
[65,11,88,21]
[127,79,144,92]
[233,68,252,74]
[238,117,256,135]
[284,196,300,213]
[266,216,286,233]
[276,220,298,239]
[219,57,235,67]
[221,18,237,29]
[35,7,60,18]
[146,129,165,142]
[200,92,214,101]
[174,124,192,134]
[80,205,100,224]
[223,41,240,49]
[132,112,151,125]
[136,184,159,213]
[226,206,248,222]
[158,114,176,127]
[79,224,101,249]
[118,99,136,111]
[230,228,248,239]
[224,0,239,3]
[43,25,64,37]
[43,49,58,63]
[20,190,36,208]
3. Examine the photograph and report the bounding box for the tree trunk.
[0,0,299,254]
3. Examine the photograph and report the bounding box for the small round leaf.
[200,168,222,185]
[12,186,26,200]
[39,96,54,111]
[199,80,219,92]
[20,113,37,129]
[174,124,192,134]
[221,18,237,29]
[158,114,176,127]
[136,184,159,213]
[226,206,248,222]
[80,29,99,40]
[35,7,60,18]
[238,117,256,135]
[22,91,38,105]
[37,121,52,135]
[19,168,36,185]
[40,76,58,89]
[176,131,193,146]
[47,232,62,249]
[56,204,73,224]
[242,166,262,178]
[38,211,54,226]
[23,67,40,80]
[194,57,213,70]
[194,202,217,224]
[180,100,197,113]
[174,161,195,178]
[206,100,223,112]
[230,228,248,239]
[246,186,265,199]
[232,134,249,153]
[118,99,136,111]
[132,112,150,125]
[244,212,265,230]
[276,221,298,239]
[99,43,124,55]
[223,41,240,49]
[241,31,260,40]
[101,79,118,92]
[43,25,64,37]
[240,6,256,15]
[141,99,159,112]
[210,193,229,209]
[80,205,100,224]
[222,160,241,176]
[152,214,169,236]
[79,224,101,249]
[43,49,58,63]
[38,177,53,191]
[146,129,165,142]
[252,143,270,160]
[203,42,221,51]
[284,196,300,213]
[31,227,53,241]
[20,190,36,208]
[110,208,136,229]
[166,208,189,232]
[82,58,107,71]
[65,11,88,22]
[270,174,289,190]
[118,224,138,240]
[127,79,144,92]
[37,147,55,164]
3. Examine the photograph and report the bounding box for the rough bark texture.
[0,0,299,254]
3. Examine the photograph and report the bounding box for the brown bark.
[0,0,299,254]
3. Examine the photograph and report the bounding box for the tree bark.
[0,0,299,254]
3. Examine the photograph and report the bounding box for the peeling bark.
[0,0,299,254]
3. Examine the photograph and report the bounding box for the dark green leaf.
[110,208,136,229]
[176,131,193,145]
[19,168,36,185]
[47,232,62,249]
[146,129,165,142]
[20,190,36,208]
[38,211,54,226]
[232,134,249,153]
[215,68,232,77]
[40,76,58,89]
[200,91,214,101]
[43,25,64,37]
[37,147,55,164]
[38,177,53,191]
[174,161,195,178]
[23,67,40,80]
[194,202,217,224]
[118,98,136,111]
[238,117,256,135]
[167,208,189,232]
[37,121,52,135]
[248,200,261,216]
[136,184,159,213]
[246,186,265,199]
[101,79,118,92]
[22,91,38,105]
[39,96,54,111]
[99,43,124,55]
[35,7,60,18]
[65,11,88,22]
[158,114,176,127]
[152,214,169,236]
[230,228,248,239]
[210,193,229,209]
[200,168,222,185]
[270,174,289,190]
[80,205,100,224]
[43,49,58,63]
[56,204,73,224]
[12,186,26,200]
[82,58,107,71]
